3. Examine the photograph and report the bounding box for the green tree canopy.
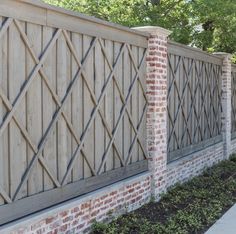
[43,0,236,57]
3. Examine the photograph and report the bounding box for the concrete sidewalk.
[205,204,236,234]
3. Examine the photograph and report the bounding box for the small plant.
[92,221,109,234]
[92,155,236,234]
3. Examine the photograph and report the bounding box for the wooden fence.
[231,64,236,137]
[0,0,148,225]
[167,41,223,162]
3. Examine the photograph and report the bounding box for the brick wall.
[1,173,151,234]
[166,142,224,188]
[214,53,232,159]
[135,26,171,200]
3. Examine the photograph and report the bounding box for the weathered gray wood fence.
[167,41,223,162]
[0,0,148,225]
[231,64,236,137]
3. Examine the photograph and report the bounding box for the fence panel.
[0,0,148,225]
[167,41,223,162]
[231,64,236,137]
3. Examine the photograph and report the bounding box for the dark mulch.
[92,155,236,234]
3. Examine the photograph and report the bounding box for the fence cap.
[18,0,149,38]
[133,26,172,37]
[213,52,232,59]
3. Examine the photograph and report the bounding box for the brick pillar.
[134,26,171,200]
[215,53,232,159]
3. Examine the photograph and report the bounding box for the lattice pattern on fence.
[0,1,148,224]
[167,41,223,162]
[231,65,236,137]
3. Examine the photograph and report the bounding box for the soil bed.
[92,155,236,234]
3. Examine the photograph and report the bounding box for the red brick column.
[134,26,171,200]
[214,53,232,159]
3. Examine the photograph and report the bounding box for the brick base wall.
[166,142,224,188]
[0,173,151,234]
[1,142,227,234]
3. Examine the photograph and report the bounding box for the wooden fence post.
[134,26,171,200]
[215,53,232,159]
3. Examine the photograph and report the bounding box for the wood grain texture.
[167,42,222,163]
[0,6,147,224]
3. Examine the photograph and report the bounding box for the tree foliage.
[43,0,236,56]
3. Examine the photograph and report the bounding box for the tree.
[43,0,236,57]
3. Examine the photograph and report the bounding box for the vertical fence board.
[123,45,131,163]
[167,41,222,162]
[57,35,68,182]
[83,35,94,178]
[0,16,7,206]
[94,42,105,171]
[8,22,27,199]
[231,65,236,135]
[113,42,122,168]
[26,23,43,194]
[0,2,148,224]
[104,39,114,172]
[71,32,84,181]
[42,26,57,191]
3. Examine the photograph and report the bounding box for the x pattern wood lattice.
[0,17,147,212]
[231,65,236,135]
[167,46,222,162]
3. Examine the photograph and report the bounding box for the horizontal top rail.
[0,0,149,47]
[168,40,223,66]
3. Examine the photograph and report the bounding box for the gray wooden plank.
[0,160,148,226]
[42,26,57,191]
[2,18,9,204]
[123,44,131,163]
[168,135,222,163]
[26,22,43,195]
[113,42,122,168]
[8,21,27,199]
[66,32,72,184]
[57,34,69,183]
[168,41,223,66]
[138,47,147,161]
[94,41,105,172]
[104,39,114,172]
[71,32,84,182]
[83,35,94,178]
[0,16,7,206]
[131,45,139,163]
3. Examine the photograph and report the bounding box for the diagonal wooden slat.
[62,30,125,168]
[0,28,62,137]
[191,61,205,141]
[98,38,147,159]
[97,49,147,174]
[232,69,236,133]
[12,35,98,201]
[125,103,147,165]
[0,8,148,225]
[0,87,60,188]
[193,63,213,141]
[167,48,222,161]
[0,185,12,204]
[179,57,194,147]
[0,18,13,40]
[126,44,147,102]
[167,56,192,148]
[61,41,126,185]
[179,60,205,145]
[14,20,97,178]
